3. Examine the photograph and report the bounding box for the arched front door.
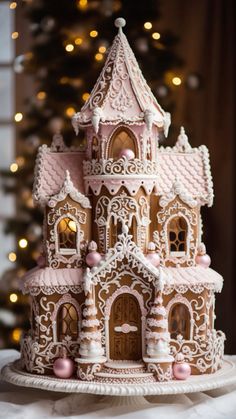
[109,293,142,360]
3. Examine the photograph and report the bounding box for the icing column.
[75,271,106,380]
[144,286,174,381]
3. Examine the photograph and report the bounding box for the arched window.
[168,216,188,257]
[57,303,78,341]
[108,128,138,159]
[110,218,123,248]
[169,303,190,340]
[57,217,78,255]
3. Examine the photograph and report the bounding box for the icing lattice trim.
[83,157,158,176]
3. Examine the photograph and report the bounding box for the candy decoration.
[53,349,74,379]
[146,242,161,267]
[119,148,135,160]
[86,241,102,267]
[195,243,211,268]
[173,353,191,380]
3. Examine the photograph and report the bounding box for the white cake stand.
[2,357,236,398]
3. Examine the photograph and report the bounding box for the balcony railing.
[83,157,158,176]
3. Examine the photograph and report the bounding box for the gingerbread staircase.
[94,361,156,384]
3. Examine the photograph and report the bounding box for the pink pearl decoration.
[119,148,135,160]
[86,241,102,267]
[37,255,46,268]
[195,253,211,268]
[146,252,160,267]
[53,357,74,379]
[173,353,191,380]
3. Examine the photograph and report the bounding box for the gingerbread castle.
[20,18,225,383]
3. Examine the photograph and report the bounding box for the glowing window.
[57,217,77,255]
[168,217,187,257]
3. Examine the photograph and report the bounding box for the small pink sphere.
[53,357,74,379]
[119,148,135,160]
[86,251,102,267]
[146,252,161,267]
[173,361,191,380]
[37,255,46,268]
[195,253,211,268]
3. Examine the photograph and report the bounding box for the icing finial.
[115,17,126,32]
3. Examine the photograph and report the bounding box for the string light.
[12,328,22,342]
[60,77,69,84]
[11,31,19,39]
[98,46,106,53]
[16,156,25,167]
[14,112,23,122]
[82,92,90,101]
[90,30,98,38]
[37,91,46,100]
[95,53,103,61]
[78,0,87,9]
[152,32,161,40]
[18,238,28,249]
[172,76,182,86]
[10,162,18,172]
[65,107,76,117]
[8,252,17,262]
[65,44,74,52]
[9,293,18,303]
[9,2,17,9]
[144,22,152,30]
[75,37,83,45]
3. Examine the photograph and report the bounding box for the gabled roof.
[33,136,86,206]
[84,226,164,291]
[72,18,170,135]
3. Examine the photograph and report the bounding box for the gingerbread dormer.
[33,133,91,268]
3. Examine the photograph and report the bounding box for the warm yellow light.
[144,22,152,30]
[90,30,98,38]
[19,238,28,249]
[65,43,74,52]
[98,46,106,53]
[172,76,182,86]
[16,156,25,166]
[37,91,46,100]
[10,293,18,303]
[9,2,17,9]
[60,76,69,84]
[68,220,77,232]
[75,37,83,45]
[78,0,87,8]
[12,328,22,342]
[10,163,18,172]
[65,107,76,117]
[14,112,23,122]
[95,53,103,61]
[152,32,161,40]
[82,92,90,101]
[8,252,17,262]
[11,31,19,39]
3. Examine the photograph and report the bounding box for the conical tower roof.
[73,18,170,135]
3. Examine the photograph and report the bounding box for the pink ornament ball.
[173,361,191,380]
[195,253,211,268]
[86,251,102,267]
[53,357,74,379]
[146,252,160,267]
[119,148,135,160]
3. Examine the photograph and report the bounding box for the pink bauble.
[119,148,135,160]
[53,357,74,379]
[146,252,160,267]
[195,253,211,268]
[173,362,191,380]
[37,255,46,268]
[86,251,102,267]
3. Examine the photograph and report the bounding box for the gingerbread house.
[20,18,225,383]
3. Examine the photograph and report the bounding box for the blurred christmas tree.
[0,0,191,348]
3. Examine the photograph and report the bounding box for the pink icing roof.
[162,266,223,292]
[33,145,86,205]
[73,21,169,131]
[157,146,213,206]
[22,267,83,292]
